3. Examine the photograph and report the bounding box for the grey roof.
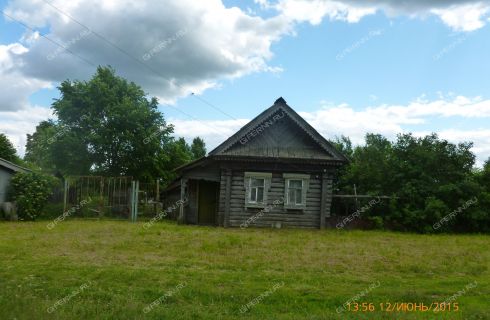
[0,158,30,173]
[209,97,349,162]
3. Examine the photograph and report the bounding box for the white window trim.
[249,178,265,204]
[244,172,272,208]
[283,173,309,210]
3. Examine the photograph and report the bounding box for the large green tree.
[25,66,194,182]
[24,121,58,173]
[389,133,477,232]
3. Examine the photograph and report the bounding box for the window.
[287,179,304,205]
[250,178,265,203]
[283,173,310,209]
[244,172,271,207]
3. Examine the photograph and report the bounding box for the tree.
[0,133,19,163]
[334,132,485,232]
[330,135,353,160]
[190,137,206,159]
[34,66,176,180]
[482,158,490,188]
[24,121,58,173]
[338,133,393,195]
[157,137,193,183]
[386,133,477,232]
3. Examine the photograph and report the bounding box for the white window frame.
[249,177,265,203]
[244,172,272,208]
[283,173,310,210]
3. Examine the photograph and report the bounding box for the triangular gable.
[209,97,348,162]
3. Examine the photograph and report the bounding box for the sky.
[1,0,490,165]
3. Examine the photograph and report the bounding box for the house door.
[198,180,218,225]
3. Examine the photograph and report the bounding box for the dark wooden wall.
[186,180,198,224]
[217,166,334,229]
[166,160,336,228]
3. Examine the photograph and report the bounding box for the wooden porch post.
[224,169,232,228]
[178,178,187,224]
[320,172,333,229]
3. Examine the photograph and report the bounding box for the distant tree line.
[331,134,490,233]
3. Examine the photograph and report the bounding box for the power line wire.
[1,10,235,139]
[39,0,237,121]
[1,10,96,68]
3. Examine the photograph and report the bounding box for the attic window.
[244,172,271,208]
[283,173,309,210]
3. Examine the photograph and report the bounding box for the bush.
[368,216,384,229]
[9,172,57,220]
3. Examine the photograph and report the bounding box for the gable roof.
[209,97,348,162]
[0,158,31,174]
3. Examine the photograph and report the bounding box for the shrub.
[9,172,57,220]
[368,216,384,229]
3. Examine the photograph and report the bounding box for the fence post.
[156,178,160,202]
[130,181,139,222]
[130,181,135,222]
[135,181,139,221]
[99,177,104,217]
[63,179,69,214]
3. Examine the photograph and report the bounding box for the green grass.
[0,220,488,319]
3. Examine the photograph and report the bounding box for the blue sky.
[1,0,490,165]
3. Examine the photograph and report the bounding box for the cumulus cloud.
[2,0,291,108]
[0,105,54,156]
[301,96,490,163]
[0,43,52,111]
[171,118,248,149]
[261,0,490,31]
[274,0,377,24]
[431,2,490,31]
[3,0,487,112]
[2,0,487,112]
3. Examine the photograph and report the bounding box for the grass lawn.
[0,220,488,319]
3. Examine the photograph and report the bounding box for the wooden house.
[164,97,348,228]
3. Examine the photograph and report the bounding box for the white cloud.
[0,105,54,156]
[171,118,248,149]
[268,0,490,31]
[301,96,490,165]
[275,0,377,24]
[431,3,490,31]
[0,43,52,111]
[2,0,487,114]
[2,0,291,108]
